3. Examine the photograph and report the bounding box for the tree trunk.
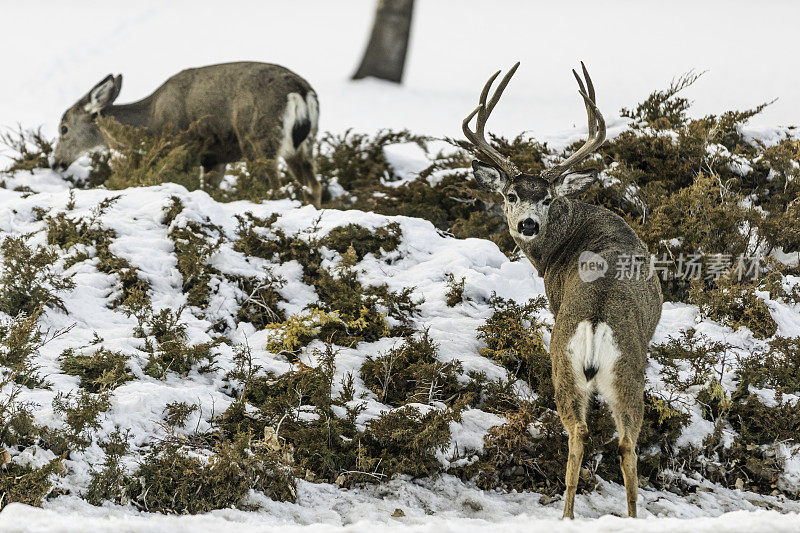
[352,0,415,83]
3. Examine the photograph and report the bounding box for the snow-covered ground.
[3,480,800,533]
[1,148,800,531]
[2,1,800,531]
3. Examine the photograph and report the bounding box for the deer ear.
[471,160,509,192]
[552,169,597,197]
[83,74,122,115]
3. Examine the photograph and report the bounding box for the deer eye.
[507,193,517,203]
[60,125,68,135]
[542,197,552,206]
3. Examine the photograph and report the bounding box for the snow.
[2,162,800,530]
[382,143,430,187]
[2,1,800,530]
[3,477,800,533]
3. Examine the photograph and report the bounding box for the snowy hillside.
[1,123,800,530]
[2,1,800,531]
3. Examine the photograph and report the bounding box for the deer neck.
[522,202,587,274]
[106,97,154,129]
[519,201,598,313]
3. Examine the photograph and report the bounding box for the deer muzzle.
[518,218,540,237]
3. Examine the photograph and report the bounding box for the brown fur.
[525,199,661,518]
[53,62,321,207]
[472,162,662,518]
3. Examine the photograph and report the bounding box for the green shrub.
[160,195,184,226]
[0,457,64,510]
[361,404,457,480]
[649,330,734,421]
[264,308,366,357]
[642,330,800,495]
[323,222,402,260]
[444,274,467,307]
[233,212,308,263]
[85,428,131,505]
[0,126,53,173]
[235,215,418,352]
[237,345,339,420]
[135,307,218,378]
[651,330,732,392]
[689,275,777,339]
[467,401,567,495]
[311,263,418,347]
[696,394,800,495]
[45,200,151,310]
[168,221,222,308]
[127,434,296,513]
[476,295,552,405]
[210,158,289,203]
[751,139,800,254]
[0,406,41,449]
[162,402,199,429]
[230,271,286,329]
[633,174,758,301]
[0,310,46,387]
[222,342,462,486]
[0,312,54,456]
[621,71,704,130]
[95,117,206,191]
[0,237,74,316]
[48,390,111,453]
[361,330,463,406]
[222,345,365,484]
[316,129,427,193]
[759,265,800,305]
[60,348,133,392]
[738,336,800,393]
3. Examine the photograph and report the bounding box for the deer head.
[463,62,606,243]
[51,74,123,171]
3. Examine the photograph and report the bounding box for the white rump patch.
[279,91,319,160]
[566,320,620,403]
[306,91,319,134]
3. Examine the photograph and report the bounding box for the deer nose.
[518,218,540,237]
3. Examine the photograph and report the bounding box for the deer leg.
[200,162,227,190]
[611,392,644,518]
[237,135,284,191]
[563,420,587,519]
[554,377,588,520]
[618,434,639,518]
[285,151,321,208]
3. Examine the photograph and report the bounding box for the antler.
[462,62,521,176]
[542,62,606,182]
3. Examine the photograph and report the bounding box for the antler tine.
[543,63,606,182]
[485,62,520,116]
[572,63,596,137]
[581,61,595,103]
[462,63,521,176]
[478,70,502,115]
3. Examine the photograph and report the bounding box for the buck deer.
[463,63,662,518]
[51,62,321,207]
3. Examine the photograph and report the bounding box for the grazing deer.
[463,63,662,518]
[51,62,322,207]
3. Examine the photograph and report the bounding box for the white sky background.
[0,0,798,148]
